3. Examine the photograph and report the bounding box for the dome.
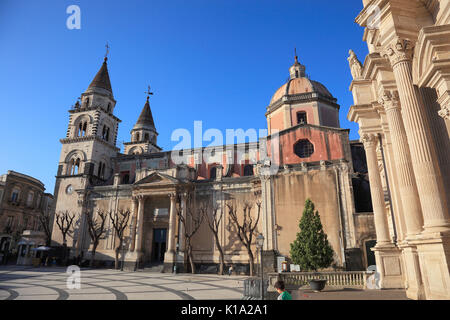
[270,77,335,105]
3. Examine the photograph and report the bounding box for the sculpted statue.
[348,49,363,80]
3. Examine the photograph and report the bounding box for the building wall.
[272,168,344,266]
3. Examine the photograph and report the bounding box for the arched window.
[69,158,80,175]
[11,188,20,203]
[210,167,217,180]
[74,158,80,175]
[107,103,111,113]
[144,133,149,141]
[294,139,314,158]
[68,159,74,175]
[297,112,307,125]
[26,191,34,207]
[85,97,90,108]
[36,193,41,209]
[77,121,87,137]
[136,132,140,142]
[102,126,110,141]
[243,164,254,176]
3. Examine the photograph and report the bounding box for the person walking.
[228,265,233,276]
[274,281,292,300]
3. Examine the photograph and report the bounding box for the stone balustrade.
[267,271,374,290]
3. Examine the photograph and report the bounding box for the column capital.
[438,104,449,120]
[360,133,378,148]
[136,195,145,202]
[379,90,401,112]
[382,37,414,67]
[168,192,177,200]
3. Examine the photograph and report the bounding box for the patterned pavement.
[0,266,247,300]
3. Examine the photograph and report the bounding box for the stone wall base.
[373,244,405,289]
[412,232,450,300]
[399,242,426,300]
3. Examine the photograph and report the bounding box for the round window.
[294,139,314,158]
[66,185,74,195]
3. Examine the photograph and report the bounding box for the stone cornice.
[81,91,116,103]
[266,92,339,115]
[415,24,450,87]
[69,106,122,123]
[355,0,388,27]
[266,123,349,141]
[362,52,392,80]
[348,104,377,123]
[60,135,120,152]
[349,79,372,92]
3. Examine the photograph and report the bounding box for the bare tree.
[109,209,131,270]
[179,196,204,274]
[55,210,75,264]
[226,201,261,276]
[37,210,53,247]
[201,203,225,275]
[84,209,108,267]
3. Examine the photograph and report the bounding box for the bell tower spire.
[289,48,306,79]
[123,85,161,155]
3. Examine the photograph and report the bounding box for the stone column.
[129,197,138,252]
[167,192,177,253]
[380,90,425,299]
[135,195,145,259]
[362,133,403,289]
[179,192,187,252]
[380,91,423,237]
[384,38,450,299]
[383,38,449,233]
[361,133,391,245]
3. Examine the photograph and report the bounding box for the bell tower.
[52,56,121,248]
[123,87,161,155]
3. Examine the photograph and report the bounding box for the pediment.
[134,172,180,185]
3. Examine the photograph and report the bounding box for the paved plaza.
[0,266,247,300]
[0,266,409,300]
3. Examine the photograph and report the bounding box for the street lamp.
[174,242,179,274]
[121,236,129,272]
[256,233,265,300]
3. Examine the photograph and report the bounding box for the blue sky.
[0,0,368,193]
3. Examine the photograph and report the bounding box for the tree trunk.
[90,242,98,268]
[247,247,255,276]
[90,251,96,267]
[62,241,68,266]
[187,242,195,274]
[214,234,225,275]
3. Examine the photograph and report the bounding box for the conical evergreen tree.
[290,199,334,271]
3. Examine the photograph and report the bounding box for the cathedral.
[348,0,450,300]
[51,52,376,274]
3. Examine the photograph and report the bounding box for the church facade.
[51,54,376,274]
[348,0,450,300]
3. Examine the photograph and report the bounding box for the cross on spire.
[294,48,299,63]
[145,85,154,101]
[104,42,110,61]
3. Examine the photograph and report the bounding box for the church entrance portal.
[152,228,167,263]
